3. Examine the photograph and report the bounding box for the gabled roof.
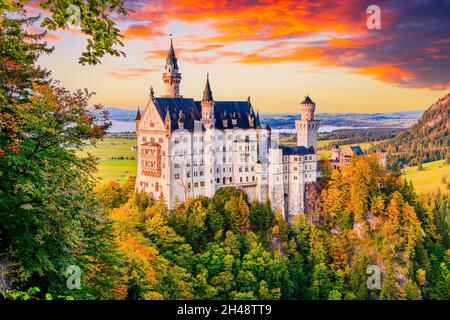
[281,145,315,156]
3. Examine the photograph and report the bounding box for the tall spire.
[255,110,260,127]
[165,107,170,122]
[162,35,182,97]
[166,34,178,70]
[135,106,141,121]
[202,73,213,102]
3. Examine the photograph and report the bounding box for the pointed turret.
[135,107,141,132]
[166,37,179,70]
[202,73,213,102]
[201,73,215,128]
[165,108,171,122]
[135,107,141,121]
[162,35,182,98]
[255,110,261,127]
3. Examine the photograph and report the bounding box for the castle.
[135,40,319,219]
[331,144,387,169]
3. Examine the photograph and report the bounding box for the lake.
[108,121,366,134]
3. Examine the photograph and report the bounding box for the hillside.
[373,94,450,169]
[403,160,449,194]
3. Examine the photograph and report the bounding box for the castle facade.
[135,40,320,219]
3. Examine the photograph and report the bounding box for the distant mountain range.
[104,107,423,129]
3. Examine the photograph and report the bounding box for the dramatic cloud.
[108,68,158,79]
[121,0,450,89]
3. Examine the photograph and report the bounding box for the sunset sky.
[30,0,449,114]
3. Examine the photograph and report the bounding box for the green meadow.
[95,160,137,185]
[403,160,449,194]
[79,139,137,159]
[79,138,138,184]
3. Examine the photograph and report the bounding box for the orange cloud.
[43,33,62,42]
[121,0,450,89]
[357,64,415,84]
[108,68,158,79]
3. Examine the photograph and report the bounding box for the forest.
[0,9,449,300]
[320,128,405,147]
[371,94,450,170]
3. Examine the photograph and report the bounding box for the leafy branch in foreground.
[1,0,128,65]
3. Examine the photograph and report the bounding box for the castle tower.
[135,107,141,131]
[295,95,320,150]
[379,148,388,168]
[162,37,182,98]
[201,74,215,128]
[332,144,341,161]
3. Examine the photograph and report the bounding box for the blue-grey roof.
[153,98,201,132]
[152,98,258,131]
[350,145,364,155]
[211,101,257,130]
[281,145,315,156]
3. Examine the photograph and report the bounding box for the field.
[79,139,137,159]
[403,160,449,194]
[79,138,138,184]
[95,160,137,185]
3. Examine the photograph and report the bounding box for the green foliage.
[1,1,127,65]
[1,21,447,299]
[373,94,449,169]
[0,13,124,299]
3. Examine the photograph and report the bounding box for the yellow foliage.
[272,225,280,236]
